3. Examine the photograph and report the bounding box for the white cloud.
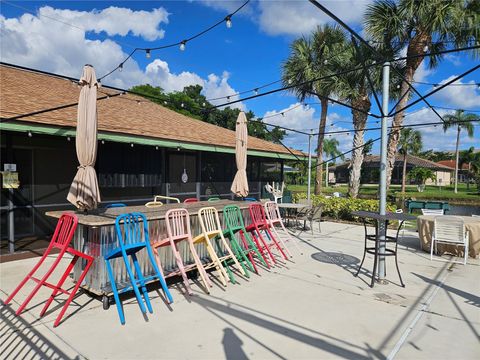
[203,71,245,110]
[262,103,353,156]
[413,61,434,82]
[431,77,480,109]
[0,6,244,109]
[145,59,204,93]
[403,107,479,151]
[257,0,372,36]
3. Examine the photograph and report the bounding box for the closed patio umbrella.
[67,65,101,210]
[231,111,249,197]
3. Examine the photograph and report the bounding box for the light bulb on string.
[225,15,232,28]
[254,88,259,95]
[423,45,429,53]
[146,49,151,58]
[130,143,134,148]
[181,103,184,108]
[119,63,123,72]
[28,131,32,137]
[180,41,186,51]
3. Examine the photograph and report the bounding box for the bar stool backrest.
[115,212,149,247]
[208,197,221,202]
[184,198,199,203]
[52,213,78,249]
[264,201,281,223]
[249,203,267,226]
[434,216,466,244]
[154,195,180,203]
[165,208,192,241]
[223,205,245,232]
[106,203,127,209]
[422,208,444,216]
[198,207,222,236]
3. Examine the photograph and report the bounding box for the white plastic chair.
[153,195,180,204]
[431,216,469,265]
[421,209,445,216]
[472,214,480,218]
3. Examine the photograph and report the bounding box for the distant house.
[329,154,452,185]
[436,160,470,183]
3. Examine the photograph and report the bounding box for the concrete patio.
[1,221,479,360]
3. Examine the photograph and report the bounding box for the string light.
[27,131,32,137]
[130,143,134,148]
[254,88,259,95]
[423,45,429,53]
[136,100,141,105]
[101,140,105,144]
[67,136,71,141]
[179,41,186,51]
[155,146,159,150]
[225,15,232,28]
[146,49,151,58]
[119,63,123,72]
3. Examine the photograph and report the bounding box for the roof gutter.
[1,121,306,161]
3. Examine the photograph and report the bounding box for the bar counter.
[46,200,252,303]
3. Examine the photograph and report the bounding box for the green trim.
[1,121,305,161]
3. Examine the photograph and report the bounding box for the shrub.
[294,193,396,222]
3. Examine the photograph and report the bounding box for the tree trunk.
[348,96,371,198]
[314,98,328,195]
[454,125,460,193]
[401,151,407,193]
[385,34,430,190]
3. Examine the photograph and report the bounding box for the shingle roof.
[436,160,470,170]
[330,154,453,171]
[0,64,303,157]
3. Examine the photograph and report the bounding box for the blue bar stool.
[104,212,173,325]
[105,203,127,208]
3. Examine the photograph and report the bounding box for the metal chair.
[471,214,480,218]
[184,198,199,203]
[264,201,301,256]
[421,209,445,216]
[5,213,94,327]
[106,203,127,208]
[104,212,173,325]
[193,207,246,285]
[208,197,221,202]
[246,203,288,265]
[154,195,180,204]
[295,204,322,234]
[151,208,212,296]
[223,205,267,274]
[431,216,469,265]
[145,197,163,208]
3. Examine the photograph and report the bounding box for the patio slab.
[1,221,479,360]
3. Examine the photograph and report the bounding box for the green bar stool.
[222,205,267,274]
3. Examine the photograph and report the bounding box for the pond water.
[448,204,480,216]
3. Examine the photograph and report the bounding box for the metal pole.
[325,161,329,188]
[378,61,390,282]
[307,130,313,202]
[8,188,15,254]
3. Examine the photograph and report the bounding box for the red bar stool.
[245,203,288,265]
[4,213,93,327]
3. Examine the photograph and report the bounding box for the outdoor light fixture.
[102,140,105,144]
[67,136,71,141]
[202,102,206,107]
[130,143,134,148]
[164,101,167,105]
[181,103,184,108]
[180,41,186,51]
[28,131,32,137]
[155,146,159,150]
[146,49,151,58]
[225,15,232,28]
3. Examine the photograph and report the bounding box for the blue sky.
[1,0,479,157]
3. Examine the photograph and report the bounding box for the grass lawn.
[287,183,480,204]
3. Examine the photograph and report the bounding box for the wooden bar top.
[45,200,253,227]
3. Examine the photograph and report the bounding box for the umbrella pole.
[307,130,313,202]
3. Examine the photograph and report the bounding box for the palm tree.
[398,128,422,193]
[282,24,347,195]
[323,138,344,187]
[459,146,477,190]
[364,0,479,190]
[442,110,476,193]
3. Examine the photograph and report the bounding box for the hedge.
[294,193,397,222]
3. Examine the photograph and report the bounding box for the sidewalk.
[1,221,479,359]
